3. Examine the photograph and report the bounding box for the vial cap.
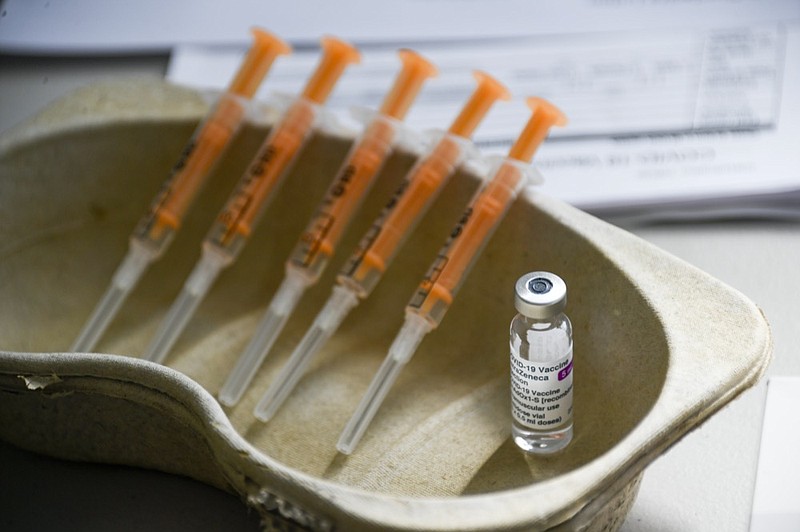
[514,271,567,319]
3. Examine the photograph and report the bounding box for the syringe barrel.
[407,158,530,326]
[338,132,472,297]
[205,97,318,259]
[287,114,399,282]
[132,92,248,256]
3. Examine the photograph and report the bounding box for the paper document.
[750,377,800,532]
[169,17,800,220]
[3,0,796,53]
[8,0,795,221]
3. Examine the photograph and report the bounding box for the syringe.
[253,72,510,421]
[70,29,291,353]
[218,50,438,407]
[337,97,567,454]
[143,37,361,364]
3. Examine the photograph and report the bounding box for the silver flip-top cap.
[514,271,567,319]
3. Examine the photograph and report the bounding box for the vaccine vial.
[510,271,574,453]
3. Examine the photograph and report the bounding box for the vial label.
[510,347,573,429]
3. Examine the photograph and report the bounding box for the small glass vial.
[510,271,574,454]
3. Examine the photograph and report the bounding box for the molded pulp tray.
[0,81,771,531]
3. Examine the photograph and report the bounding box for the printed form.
[170,28,799,219]
[6,0,794,219]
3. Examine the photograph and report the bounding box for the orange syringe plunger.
[448,71,512,138]
[379,49,438,120]
[508,97,568,163]
[340,71,510,297]
[136,29,292,248]
[410,97,567,326]
[302,36,361,104]
[289,50,437,278]
[229,28,292,98]
[208,37,359,255]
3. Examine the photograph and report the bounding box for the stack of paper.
[3,0,799,222]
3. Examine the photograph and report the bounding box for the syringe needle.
[144,289,203,364]
[337,356,404,455]
[253,285,358,420]
[72,286,126,353]
[337,313,431,454]
[218,271,308,406]
[144,248,227,363]
[252,323,329,421]
[71,244,152,352]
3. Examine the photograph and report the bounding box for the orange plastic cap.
[302,36,361,104]
[379,49,438,120]
[228,28,292,98]
[508,97,567,163]
[447,71,511,138]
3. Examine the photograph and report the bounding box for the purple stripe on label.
[558,360,573,381]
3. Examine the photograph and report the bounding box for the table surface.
[1,54,797,532]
